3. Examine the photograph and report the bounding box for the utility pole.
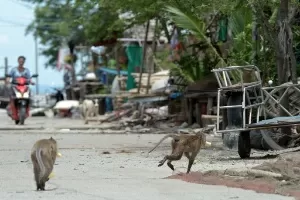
[4,57,8,76]
[35,36,39,95]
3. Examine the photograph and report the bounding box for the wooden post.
[188,99,193,125]
[115,44,121,89]
[184,97,189,121]
[196,102,203,127]
[146,18,158,94]
[4,57,8,76]
[70,57,76,100]
[137,20,150,94]
[207,97,213,115]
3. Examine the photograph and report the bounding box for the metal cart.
[212,65,300,158]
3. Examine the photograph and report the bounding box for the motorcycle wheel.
[19,106,26,125]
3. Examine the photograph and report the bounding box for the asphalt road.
[0,130,293,200]
[0,109,119,130]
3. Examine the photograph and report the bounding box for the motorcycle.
[5,74,38,125]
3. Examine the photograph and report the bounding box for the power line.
[10,0,34,10]
[0,25,26,27]
[0,19,74,29]
[0,18,28,27]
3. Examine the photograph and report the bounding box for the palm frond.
[165,5,227,67]
[165,6,206,39]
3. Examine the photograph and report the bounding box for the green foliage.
[165,5,226,67]
[170,55,202,84]
[22,0,300,86]
[226,6,253,65]
[74,0,125,43]
[23,0,83,68]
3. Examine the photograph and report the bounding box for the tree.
[83,0,186,43]
[73,0,124,44]
[22,0,84,68]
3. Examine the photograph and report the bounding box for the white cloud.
[0,34,9,44]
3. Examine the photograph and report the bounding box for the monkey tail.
[36,148,46,184]
[148,134,179,153]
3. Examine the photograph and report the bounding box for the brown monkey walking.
[148,132,207,174]
[31,137,58,191]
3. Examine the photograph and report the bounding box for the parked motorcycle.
[5,74,38,125]
[50,87,64,104]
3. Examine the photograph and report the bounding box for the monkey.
[148,132,208,174]
[31,137,58,191]
[81,99,98,124]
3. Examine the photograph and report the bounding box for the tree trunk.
[159,18,171,43]
[276,0,297,135]
[137,20,150,94]
[92,52,98,74]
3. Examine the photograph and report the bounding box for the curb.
[0,126,122,131]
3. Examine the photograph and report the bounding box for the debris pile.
[201,152,300,198]
[93,104,177,130]
[252,153,300,181]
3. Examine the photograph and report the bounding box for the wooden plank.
[207,97,213,115]
[188,99,193,125]
[201,115,223,119]
[195,103,203,127]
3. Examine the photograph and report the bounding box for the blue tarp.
[97,67,128,76]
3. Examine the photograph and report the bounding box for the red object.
[201,103,207,115]
[175,42,183,50]
[59,109,71,117]
[14,77,29,94]
[15,78,28,94]
[9,77,31,120]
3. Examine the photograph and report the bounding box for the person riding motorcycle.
[6,56,34,119]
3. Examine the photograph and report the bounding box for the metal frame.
[212,65,265,133]
[262,83,300,117]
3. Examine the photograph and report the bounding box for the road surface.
[0,109,115,130]
[0,130,293,200]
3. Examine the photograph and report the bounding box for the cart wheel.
[238,130,251,159]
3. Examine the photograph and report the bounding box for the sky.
[0,0,63,87]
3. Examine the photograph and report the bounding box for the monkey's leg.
[31,157,41,191]
[160,151,183,170]
[40,182,46,191]
[167,160,175,171]
[40,159,54,190]
[158,140,177,167]
[186,152,197,174]
[158,156,167,167]
[184,152,191,159]
[165,140,177,170]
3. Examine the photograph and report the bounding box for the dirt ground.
[168,151,300,200]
